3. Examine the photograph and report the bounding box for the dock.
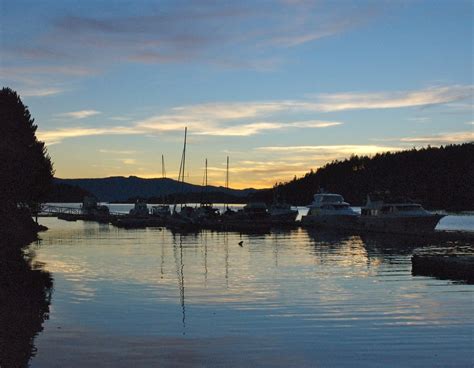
[412,255,474,284]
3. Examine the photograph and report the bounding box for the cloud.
[3,0,381,79]
[37,84,469,146]
[120,158,137,165]
[19,87,65,97]
[194,120,342,136]
[313,85,473,112]
[209,145,406,188]
[407,117,431,123]
[0,65,96,99]
[136,85,471,136]
[400,131,474,144]
[99,149,138,154]
[256,144,403,156]
[56,110,101,119]
[37,126,144,145]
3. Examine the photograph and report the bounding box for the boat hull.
[301,214,359,230]
[358,214,444,234]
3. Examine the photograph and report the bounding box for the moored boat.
[151,204,171,218]
[359,195,444,234]
[129,201,149,217]
[301,192,359,229]
[269,202,298,225]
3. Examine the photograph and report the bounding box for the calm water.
[15,214,474,367]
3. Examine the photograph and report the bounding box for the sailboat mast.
[225,156,229,210]
[182,127,187,183]
[180,127,187,209]
[205,158,208,187]
[162,154,166,178]
[226,156,229,189]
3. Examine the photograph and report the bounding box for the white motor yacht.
[359,195,444,234]
[301,192,359,229]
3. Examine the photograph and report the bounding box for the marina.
[38,199,474,242]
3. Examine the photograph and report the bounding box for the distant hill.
[53,176,257,202]
[251,143,474,211]
[45,183,93,203]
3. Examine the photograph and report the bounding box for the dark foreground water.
[6,217,474,367]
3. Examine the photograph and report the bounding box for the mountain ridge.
[54,176,258,202]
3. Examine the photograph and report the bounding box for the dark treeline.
[251,143,474,211]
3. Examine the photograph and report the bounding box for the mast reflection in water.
[25,218,474,367]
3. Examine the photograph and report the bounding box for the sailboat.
[151,154,171,218]
[268,188,298,225]
[166,128,198,231]
[194,158,220,222]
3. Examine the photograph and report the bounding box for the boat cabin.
[362,203,427,217]
[312,194,344,204]
[130,201,149,216]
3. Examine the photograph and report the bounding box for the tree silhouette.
[251,143,474,211]
[0,87,54,212]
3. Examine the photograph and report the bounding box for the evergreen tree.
[0,87,54,212]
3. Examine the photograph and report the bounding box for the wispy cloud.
[120,158,137,165]
[313,85,473,112]
[37,126,143,145]
[256,144,403,155]
[135,100,343,136]
[400,131,474,144]
[38,84,470,145]
[56,110,101,119]
[3,0,382,80]
[20,87,65,97]
[407,117,431,123]
[99,149,138,154]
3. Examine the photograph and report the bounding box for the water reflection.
[0,243,53,367]
[29,219,474,367]
[172,234,186,334]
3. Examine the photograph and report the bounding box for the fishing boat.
[359,195,444,234]
[301,192,359,229]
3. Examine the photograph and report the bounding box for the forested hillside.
[256,143,474,211]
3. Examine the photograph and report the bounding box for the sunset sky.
[1,0,472,188]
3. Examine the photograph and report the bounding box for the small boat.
[81,196,110,222]
[269,202,298,224]
[359,195,444,234]
[301,192,359,229]
[242,202,270,220]
[129,201,149,217]
[151,204,171,218]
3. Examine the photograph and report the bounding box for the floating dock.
[412,255,474,284]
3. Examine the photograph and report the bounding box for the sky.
[1,0,472,189]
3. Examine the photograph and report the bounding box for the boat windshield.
[316,194,343,203]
